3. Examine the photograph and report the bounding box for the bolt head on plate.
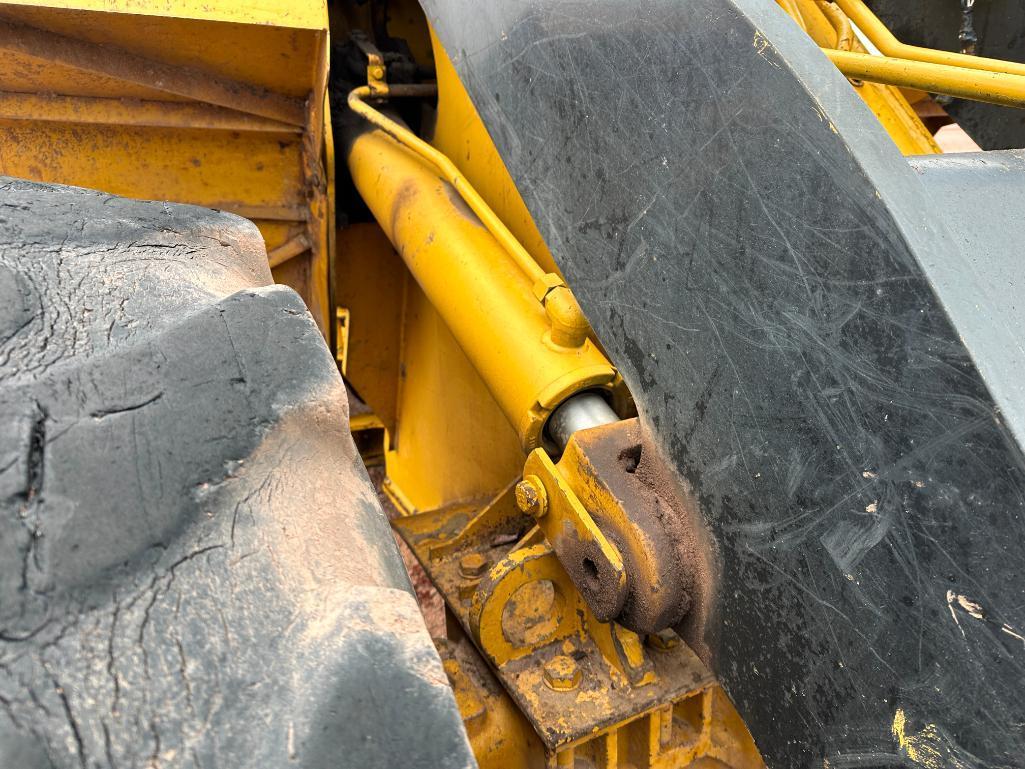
[543,655,581,691]
[515,475,547,518]
[646,628,681,651]
[459,552,489,579]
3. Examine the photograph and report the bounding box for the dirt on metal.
[569,418,701,635]
[368,465,446,637]
[635,424,718,665]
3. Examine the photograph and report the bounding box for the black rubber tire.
[0,178,474,769]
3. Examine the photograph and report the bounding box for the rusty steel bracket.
[391,483,712,754]
[435,631,765,769]
[467,544,655,687]
[520,417,695,634]
[350,29,388,96]
[518,451,628,622]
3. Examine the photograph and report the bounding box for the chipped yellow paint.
[892,708,971,769]
[893,708,939,768]
[753,31,782,69]
[0,0,327,28]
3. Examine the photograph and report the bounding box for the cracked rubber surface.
[0,178,475,769]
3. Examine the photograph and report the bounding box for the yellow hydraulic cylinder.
[344,122,618,450]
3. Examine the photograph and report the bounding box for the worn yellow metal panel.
[0,0,332,332]
[0,122,304,207]
[334,222,526,515]
[384,281,527,513]
[0,0,326,29]
[0,11,321,105]
[334,223,405,437]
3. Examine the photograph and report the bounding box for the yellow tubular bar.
[814,0,853,52]
[348,84,546,284]
[344,113,617,451]
[776,0,940,154]
[833,0,1025,78]
[826,49,1025,109]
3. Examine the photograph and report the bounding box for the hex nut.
[459,552,489,579]
[542,655,581,691]
[515,475,548,518]
[646,628,680,652]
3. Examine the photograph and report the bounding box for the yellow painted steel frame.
[0,0,333,333]
[333,3,536,515]
[337,15,768,767]
[332,5,770,768]
[335,6,622,514]
[393,484,766,769]
[445,627,764,769]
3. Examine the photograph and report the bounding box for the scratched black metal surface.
[422,1,1025,765]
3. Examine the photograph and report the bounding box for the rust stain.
[567,417,700,634]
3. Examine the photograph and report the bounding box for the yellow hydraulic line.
[348,84,546,284]
[826,49,1025,109]
[814,0,853,51]
[833,0,1025,79]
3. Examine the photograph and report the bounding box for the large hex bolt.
[458,553,490,600]
[515,475,548,518]
[459,553,489,579]
[542,655,581,691]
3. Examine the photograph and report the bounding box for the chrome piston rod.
[546,392,619,451]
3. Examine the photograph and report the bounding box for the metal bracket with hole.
[350,29,388,95]
[520,417,696,634]
[519,449,628,622]
[391,484,713,754]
